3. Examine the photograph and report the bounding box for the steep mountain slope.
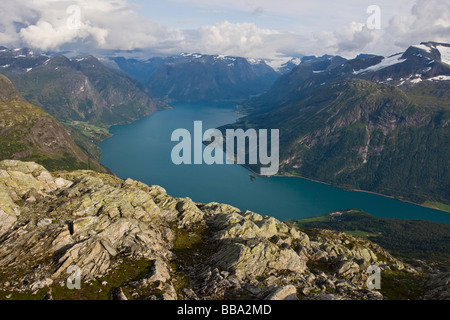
[222,79,450,206]
[1,160,446,301]
[0,74,107,172]
[143,53,279,101]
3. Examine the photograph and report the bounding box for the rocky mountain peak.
[0,74,24,102]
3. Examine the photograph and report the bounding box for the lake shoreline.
[242,164,450,215]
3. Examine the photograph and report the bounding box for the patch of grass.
[170,225,213,296]
[50,258,152,300]
[306,260,333,274]
[292,215,331,228]
[0,258,154,301]
[342,230,380,238]
[172,226,208,266]
[0,268,43,300]
[423,201,450,213]
[379,270,427,300]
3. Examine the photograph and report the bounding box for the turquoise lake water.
[99,101,450,224]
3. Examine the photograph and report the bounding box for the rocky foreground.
[0,160,448,300]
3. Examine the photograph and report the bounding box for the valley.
[0,40,449,302]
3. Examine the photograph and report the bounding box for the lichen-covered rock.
[423,273,450,300]
[146,259,171,284]
[0,190,19,237]
[211,241,307,281]
[263,285,298,300]
[176,198,205,228]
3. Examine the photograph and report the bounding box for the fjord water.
[100,101,450,224]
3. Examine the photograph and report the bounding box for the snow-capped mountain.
[0,47,49,74]
[354,41,450,87]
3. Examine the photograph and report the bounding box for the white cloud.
[0,0,448,60]
[0,0,184,52]
[187,21,278,57]
[304,0,450,58]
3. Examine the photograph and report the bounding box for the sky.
[0,0,449,65]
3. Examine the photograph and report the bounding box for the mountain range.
[111,53,280,101]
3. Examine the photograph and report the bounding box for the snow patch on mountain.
[181,53,203,59]
[436,45,450,65]
[247,58,264,65]
[428,75,450,81]
[353,53,406,75]
[412,44,433,54]
[265,57,297,72]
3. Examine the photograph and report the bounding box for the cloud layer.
[0,0,449,60]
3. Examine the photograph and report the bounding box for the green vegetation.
[423,201,450,213]
[406,82,450,110]
[2,55,163,129]
[291,210,450,265]
[62,121,112,144]
[170,225,213,296]
[23,150,91,172]
[171,224,214,270]
[62,120,113,162]
[291,215,332,228]
[51,259,153,300]
[0,136,28,159]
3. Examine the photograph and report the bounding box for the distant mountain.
[0,49,167,128]
[111,53,279,101]
[0,74,107,172]
[109,56,165,83]
[276,57,302,74]
[221,42,450,207]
